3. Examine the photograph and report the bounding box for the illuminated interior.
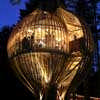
[7,8,93,100]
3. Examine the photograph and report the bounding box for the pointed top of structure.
[36,0,66,12]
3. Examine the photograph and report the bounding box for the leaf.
[10,0,21,5]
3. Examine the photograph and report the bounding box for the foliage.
[10,0,21,5]
[20,0,39,19]
[75,0,100,98]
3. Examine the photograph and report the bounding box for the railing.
[70,94,100,100]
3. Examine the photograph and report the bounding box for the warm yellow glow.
[28,29,33,33]
[38,27,41,32]
[69,57,82,70]
[7,7,93,100]
[67,24,83,41]
[40,93,43,100]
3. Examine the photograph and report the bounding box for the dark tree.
[75,0,100,98]
[10,0,21,5]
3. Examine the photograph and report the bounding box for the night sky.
[0,0,27,28]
